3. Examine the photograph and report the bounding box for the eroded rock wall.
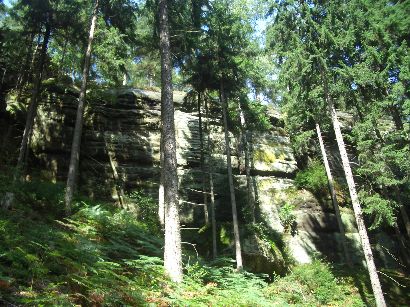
[31,87,382,271]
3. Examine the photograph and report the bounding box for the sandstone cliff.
[27,85,396,273]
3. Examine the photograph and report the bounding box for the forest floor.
[0,179,409,306]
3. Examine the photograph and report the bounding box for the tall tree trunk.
[393,222,410,267]
[2,23,51,210]
[238,101,255,223]
[399,205,410,238]
[60,34,68,76]
[205,94,217,259]
[64,0,98,214]
[15,32,35,92]
[220,80,243,270]
[327,100,386,307]
[158,131,165,227]
[159,0,182,283]
[16,23,50,174]
[315,123,352,267]
[249,132,261,221]
[104,136,126,208]
[198,91,209,225]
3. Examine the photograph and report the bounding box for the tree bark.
[198,91,209,225]
[2,24,51,210]
[159,0,183,283]
[328,101,386,307]
[393,222,410,267]
[64,0,99,214]
[205,94,217,259]
[104,137,126,208]
[220,80,243,270]
[315,123,352,267]
[158,131,165,227]
[399,205,410,238]
[249,132,261,221]
[238,101,255,223]
[16,22,51,174]
[15,32,35,92]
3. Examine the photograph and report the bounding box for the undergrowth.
[0,179,369,306]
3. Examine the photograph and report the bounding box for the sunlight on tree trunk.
[220,80,243,270]
[328,101,386,307]
[198,91,209,225]
[238,101,255,223]
[158,131,165,227]
[205,95,217,259]
[159,0,182,283]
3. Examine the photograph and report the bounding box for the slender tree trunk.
[1,68,6,87]
[249,132,261,221]
[205,94,217,259]
[238,101,255,223]
[2,24,51,209]
[316,123,352,267]
[159,0,182,283]
[393,222,410,267]
[104,137,126,208]
[60,35,68,75]
[327,100,386,307]
[220,80,243,270]
[64,0,99,214]
[16,22,51,173]
[1,125,12,154]
[399,205,410,238]
[158,131,165,227]
[198,92,209,225]
[15,32,35,92]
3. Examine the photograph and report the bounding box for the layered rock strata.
[31,86,379,271]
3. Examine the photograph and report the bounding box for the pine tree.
[220,80,243,270]
[159,0,183,282]
[65,0,99,214]
[267,1,388,304]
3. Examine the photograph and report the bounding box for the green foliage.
[168,260,273,307]
[266,260,364,306]
[278,203,296,233]
[127,190,160,234]
[247,222,295,273]
[19,180,66,213]
[0,193,163,305]
[0,179,369,306]
[359,191,397,230]
[295,159,328,196]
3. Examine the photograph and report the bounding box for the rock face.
[30,86,391,273]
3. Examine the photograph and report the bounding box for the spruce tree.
[65,0,99,214]
[159,0,183,282]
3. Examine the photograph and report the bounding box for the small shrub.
[278,203,296,233]
[127,190,160,233]
[266,260,364,306]
[295,159,328,196]
[18,180,65,213]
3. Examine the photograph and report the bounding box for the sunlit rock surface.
[30,86,393,273]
